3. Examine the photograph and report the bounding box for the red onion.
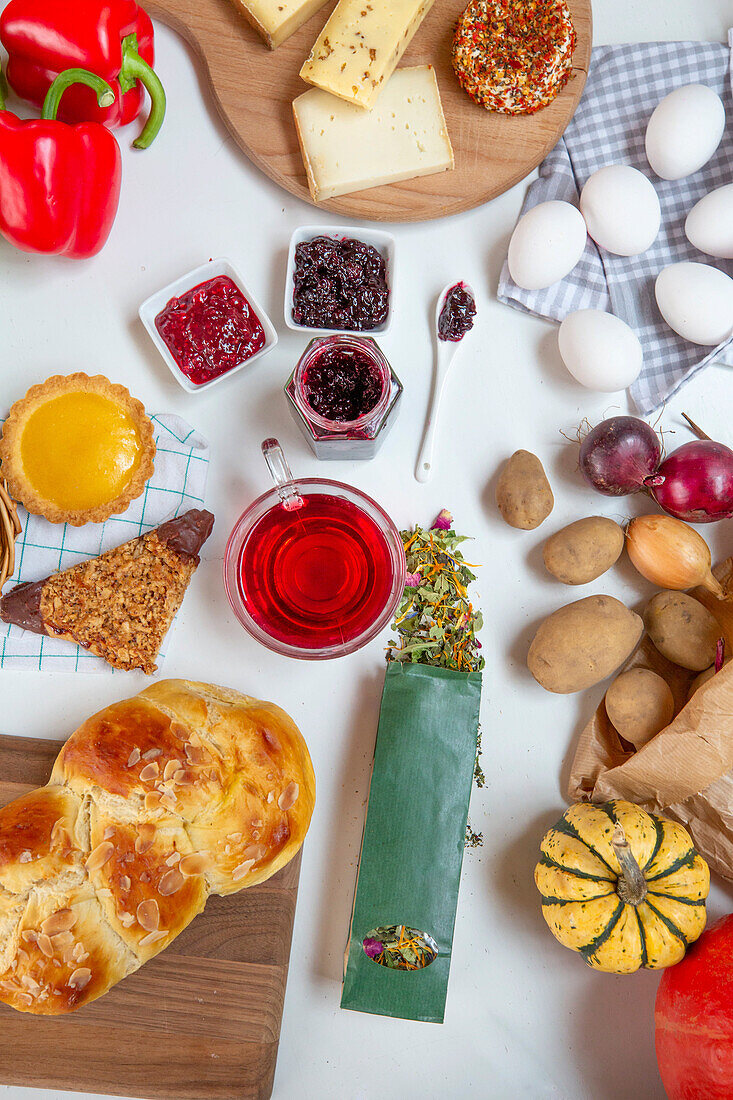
[579,416,662,496]
[716,637,726,673]
[645,440,733,523]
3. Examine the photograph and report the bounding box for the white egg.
[558,310,643,391]
[579,165,660,256]
[645,84,725,181]
[507,200,587,290]
[655,262,733,345]
[685,184,733,259]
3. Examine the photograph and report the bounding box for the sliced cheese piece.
[299,0,436,109]
[232,0,330,50]
[293,64,454,202]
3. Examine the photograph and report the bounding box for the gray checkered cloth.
[498,33,733,415]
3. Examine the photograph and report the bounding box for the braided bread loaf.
[0,680,315,1014]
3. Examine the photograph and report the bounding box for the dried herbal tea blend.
[363,925,438,971]
[387,510,484,673]
[466,730,485,848]
[474,727,485,788]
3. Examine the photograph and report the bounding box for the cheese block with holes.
[299,0,436,110]
[0,680,315,1014]
[293,65,454,202]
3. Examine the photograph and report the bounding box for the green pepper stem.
[119,34,166,150]
[41,68,115,121]
[0,68,8,113]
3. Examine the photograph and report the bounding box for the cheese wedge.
[293,65,454,202]
[299,0,436,109]
[232,0,330,50]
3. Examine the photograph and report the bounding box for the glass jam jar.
[285,335,403,460]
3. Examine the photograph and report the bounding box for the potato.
[604,668,675,748]
[644,591,720,672]
[688,658,730,700]
[496,450,554,530]
[543,517,624,585]
[528,594,643,694]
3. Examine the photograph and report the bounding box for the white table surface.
[2,2,733,1097]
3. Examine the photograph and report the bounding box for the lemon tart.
[0,374,156,526]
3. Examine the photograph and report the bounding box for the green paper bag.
[341,661,482,1023]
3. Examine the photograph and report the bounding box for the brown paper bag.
[567,559,733,882]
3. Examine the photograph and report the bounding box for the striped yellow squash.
[535,800,710,974]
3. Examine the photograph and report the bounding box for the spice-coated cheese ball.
[452,0,577,115]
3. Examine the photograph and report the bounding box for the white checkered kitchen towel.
[498,34,733,415]
[0,414,210,672]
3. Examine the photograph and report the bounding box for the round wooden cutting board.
[146,0,592,222]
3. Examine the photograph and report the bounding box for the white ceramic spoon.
[415,282,476,483]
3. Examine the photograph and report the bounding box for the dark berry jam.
[438,283,476,342]
[302,343,384,423]
[155,275,266,385]
[292,235,389,331]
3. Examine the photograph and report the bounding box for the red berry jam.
[292,236,389,331]
[438,283,476,342]
[302,342,384,423]
[155,275,265,385]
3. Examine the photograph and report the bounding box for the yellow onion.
[626,515,724,598]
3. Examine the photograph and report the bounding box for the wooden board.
[145,0,592,222]
[0,733,301,1100]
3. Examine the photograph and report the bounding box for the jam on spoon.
[416,281,477,483]
[437,283,477,342]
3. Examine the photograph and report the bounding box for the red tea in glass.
[225,446,405,659]
[237,493,395,650]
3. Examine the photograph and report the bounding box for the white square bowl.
[139,258,278,394]
[283,225,396,337]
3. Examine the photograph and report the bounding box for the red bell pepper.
[0,67,122,258]
[0,0,165,149]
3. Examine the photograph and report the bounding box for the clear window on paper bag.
[363,925,438,971]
